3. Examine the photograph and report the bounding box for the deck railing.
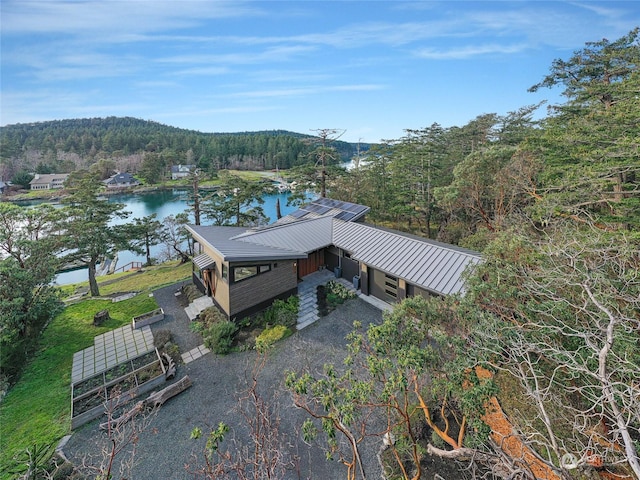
[112,261,143,274]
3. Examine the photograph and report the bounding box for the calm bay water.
[54,188,306,285]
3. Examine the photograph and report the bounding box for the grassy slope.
[0,262,191,473]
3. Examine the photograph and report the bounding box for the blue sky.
[1,1,638,143]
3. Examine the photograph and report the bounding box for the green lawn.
[0,262,191,476]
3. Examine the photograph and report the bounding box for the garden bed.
[132,308,164,329]
[70,349,166,429]
[317,280,356,317]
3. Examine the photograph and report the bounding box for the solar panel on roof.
[290,210,308,218]
[305,204,325,213]
[335,211,355,221]
[344,204,361,213]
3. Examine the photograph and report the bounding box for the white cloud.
[168,66,231,77]
[415,43,528,60]
[157,45,317,67]
[227,84,384,99]
[0,88,147,125]
[0,0,262,36]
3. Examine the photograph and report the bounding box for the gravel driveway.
[64,283,384,479]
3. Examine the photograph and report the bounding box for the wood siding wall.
[229,260,298,318]
[197,246,231,316]
[297,250,324,278]
[325,246,340,271]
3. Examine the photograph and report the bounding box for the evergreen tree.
[60,171,132,296]
[529,28,640,230]
[0,203,64,383]
[127,214,163,266]
[202,171,270,227]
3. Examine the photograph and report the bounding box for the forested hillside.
[0,117,362,182]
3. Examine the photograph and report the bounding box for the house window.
[232,264,271,283]
[384,274,398,299]
[234,266,258,282]
[222,264,228,281]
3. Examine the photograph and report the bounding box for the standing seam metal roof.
[233,216,334,253]
[331,220,481,296]
[186,225,306,262]
[187,210,481,296]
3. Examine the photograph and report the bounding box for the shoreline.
[1,169,279,203]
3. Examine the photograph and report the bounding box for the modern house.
[186,198,482,321]
[171,164,196,180]
[103,172,141,189]
[29,173,70,190]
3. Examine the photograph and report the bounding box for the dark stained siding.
[229,260,298,318]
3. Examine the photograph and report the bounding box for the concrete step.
[185,296,214,321]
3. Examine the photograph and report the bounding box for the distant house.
[186,198,482,321]
[171,164,196,180]
[29,173,70,190]
[103,172,141,189]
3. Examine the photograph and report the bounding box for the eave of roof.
[186,224,307,262]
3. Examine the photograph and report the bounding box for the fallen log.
[99,401,144,431]
[99,376,192,430]
[427,444,521,479]
[143,375,192,410]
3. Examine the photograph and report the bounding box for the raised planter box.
[71,349,166,429]
[132,308,164,329]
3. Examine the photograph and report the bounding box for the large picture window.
[232,264,271,283]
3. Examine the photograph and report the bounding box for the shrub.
[181,284,203,303]
[153,329,172,348]
[262,296,299,328]
[199,306,227,328]
[255,325,291,352]
[203,321,238,355]
[326,280,356,302]
[163,343,181,365]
